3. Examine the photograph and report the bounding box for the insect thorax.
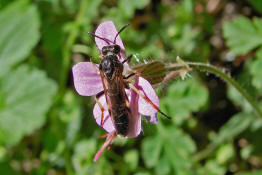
[99,54,123,79]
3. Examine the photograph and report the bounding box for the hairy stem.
[167,62,262,161]
[167,62,262,118]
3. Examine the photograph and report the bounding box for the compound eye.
[113,45,120,54]
[102,47,107,55]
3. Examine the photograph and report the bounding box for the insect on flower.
[72,21,171,162]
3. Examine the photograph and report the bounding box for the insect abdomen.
[100,54,130,136]
[109,92,130,136]
[114,112,129,135]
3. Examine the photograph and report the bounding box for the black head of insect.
[87,23,129,55]
[101,45,120,56]
[88,24,129,79]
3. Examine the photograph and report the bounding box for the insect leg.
[95,91,106,126]
[93,131,117,162]
[123,72,136,80]
[122,54,133,64]
[128,83,171,120]
[98,71,111,126]
[91,63,100,74]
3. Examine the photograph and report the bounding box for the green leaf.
[73,139,97,164]
[175,0,194,24]
[216,143,234,164]
[134,172,151,175]
[0,1,40,77]
[124,149,139,170]
[250,0,262,14]
[62,0,78,13]
[159,125,196,174]
[0,162,17,175]
[0,65,57,145]
[200,160,226,175]
[227,85,253,113]
[141,136,162,168]
[155,156,171,175]
[223,16,262,56]
[162,78,208,125]
[83,0,102,22]
[72,139,114,175]
[214,113,254,144]
[119,0,150,18]
[236,170,262,175]
[173,24,199,55]
[58,91,82,146]
[250,48,262,90]
[142,124,196,174]
[240,145,252,160]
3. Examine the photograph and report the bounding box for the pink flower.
[72,21,160,161]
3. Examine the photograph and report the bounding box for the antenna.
[87,32,114,45]
[113,24,129,44]
[88,23,130,45]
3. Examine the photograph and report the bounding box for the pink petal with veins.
[150,113,158,124]
[95,21,125,51]
[93,95,115,133]
[137,77,159,123]
[72,62,103,96]
[95,21,126,62]
[127,76,141,138]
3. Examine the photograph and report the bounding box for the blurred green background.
[0,0,262,174]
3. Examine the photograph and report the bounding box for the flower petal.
[137,77,159,121]
[72,62,103,96]
[95,21,125,51]
[94,21,126,62]
[127,76,141,138]
[93,131,117,162]
[93,95,115,133]
[150,113,158,124]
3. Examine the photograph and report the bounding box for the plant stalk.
[167,62,262,118]
[168,62,262,161]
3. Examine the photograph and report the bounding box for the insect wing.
[132,61,167,85]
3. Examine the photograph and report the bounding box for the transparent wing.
[132,61,167,85]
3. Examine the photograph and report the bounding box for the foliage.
[0,0,262,174]
[0,0,40,76]
[223,16,262,56]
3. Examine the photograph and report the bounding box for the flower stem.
[168,62,262,161]
[167,62,262,118]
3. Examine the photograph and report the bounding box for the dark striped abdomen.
[107,77,130,136]
[113,111,129,135]
[101,58,130,136]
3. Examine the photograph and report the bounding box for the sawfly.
[88,24,171,137]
